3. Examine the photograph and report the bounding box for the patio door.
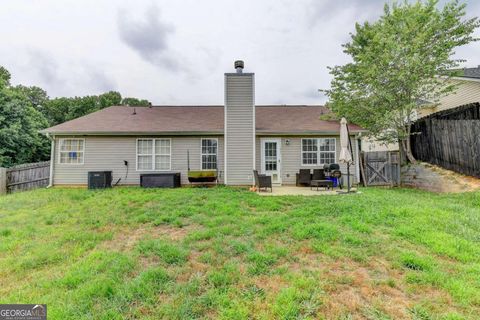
[261,138,282,184]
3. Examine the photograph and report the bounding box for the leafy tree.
[44,92,150,125]
[324,0,479,162]
[42,97,73,125]
[121,97,150,106]
[0,66,11,89]
[99,91,122,108]
[13,85,49,114]
[0,83,50,166]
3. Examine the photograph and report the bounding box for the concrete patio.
[256,185,359,196]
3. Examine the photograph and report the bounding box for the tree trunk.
[401,124,416,164]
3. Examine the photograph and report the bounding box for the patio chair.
[312,169,326,180]
[253,170,272,192]
[296,169,311,186]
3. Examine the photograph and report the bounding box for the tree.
[324,0,479,162]
[0,82,50,167]
[43,92,151,125]
[99,91,122,108]
[0,66,11,89]
[121,97,150,106]
[13,85,49,114]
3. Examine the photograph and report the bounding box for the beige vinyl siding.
[224,73,255,185]
[256,136,360,185]
[418,79,480,118]
[52,136,224,186]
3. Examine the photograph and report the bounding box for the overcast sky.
[1,0,479,105]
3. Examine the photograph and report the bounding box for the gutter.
[39,131,224,136]
[449,76,480,83]
[46,133,55,188]
[256,130,367,136]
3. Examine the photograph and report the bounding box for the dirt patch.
[284,253,457,319]
[254,274,288,294]
[101,223,199,252]
[402,162,480,193]
[319,259,413,319]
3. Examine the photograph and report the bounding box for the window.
[301,138,336,165]
[201,138,217,170]
[302,139,317,165]
[319,138,336,164]
[59,139,84,164]
[137,139,171,171]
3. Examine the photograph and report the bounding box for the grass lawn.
[0,187,479,319]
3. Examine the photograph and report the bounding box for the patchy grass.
[0,186,479,319]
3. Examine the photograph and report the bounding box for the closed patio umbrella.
[338,117,354,193]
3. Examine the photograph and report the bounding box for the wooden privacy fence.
[411,103,480,178]
[360,151,400,186]
[0,161,50,194]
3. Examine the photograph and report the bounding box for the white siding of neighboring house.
[361,137,399,152]
[256,136,360,185]
[224,73,255,185]
[52,136,224,186]
[417,78,480,118]
[361,78,480,152]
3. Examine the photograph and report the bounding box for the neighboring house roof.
[42,105,365,135]
[452,65,480,80]
[461,66,480,79]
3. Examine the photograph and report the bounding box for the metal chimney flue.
[234,60,244,73]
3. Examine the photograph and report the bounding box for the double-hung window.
[137,139,171,171]
[319,138,336,164]
[59,138,85,164]
[301,139,318,165]
[301,138,336,165]
[201,138,217,170]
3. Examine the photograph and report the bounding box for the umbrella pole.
[346,122,353,193]
[347,163,350,192]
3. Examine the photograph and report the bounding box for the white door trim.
[260,138,282,184]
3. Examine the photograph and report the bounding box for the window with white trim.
[301,139,317,165]
[201,138,217,170]
[301,138,336,165]
[137,139,171,171]
[319,138,336,164]
[59,139,84,164]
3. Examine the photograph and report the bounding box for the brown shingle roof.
[43,105,364,135]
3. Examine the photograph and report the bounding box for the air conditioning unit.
[88,171,112,189]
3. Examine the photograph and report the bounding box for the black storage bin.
[140,173,181,188]
[88,171,112,189]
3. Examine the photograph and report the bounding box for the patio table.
[310,179,333,191]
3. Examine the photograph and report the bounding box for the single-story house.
[42,61,365,186]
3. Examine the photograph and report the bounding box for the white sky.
[1,0,479,105]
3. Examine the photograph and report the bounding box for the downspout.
[46,133,55,188]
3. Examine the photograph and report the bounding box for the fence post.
[0,167,6,195]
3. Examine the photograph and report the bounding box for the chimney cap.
[234,60,244,70]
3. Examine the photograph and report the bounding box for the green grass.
[0,186,479,319]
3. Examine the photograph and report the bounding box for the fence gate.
[361,151,400,186]
[4,161,50,193]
